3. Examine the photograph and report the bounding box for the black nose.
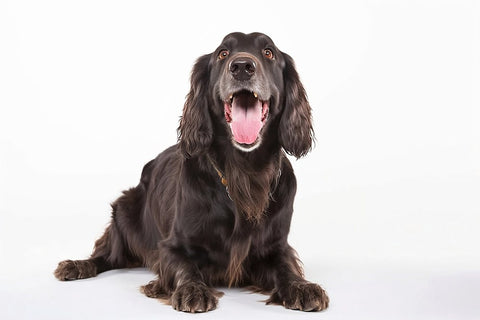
[229,58,256,81]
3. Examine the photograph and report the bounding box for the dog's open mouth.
[224,90,269,146]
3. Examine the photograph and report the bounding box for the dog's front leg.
[268,277,329,312]
[260,247,330,312]
[141,243,223,313]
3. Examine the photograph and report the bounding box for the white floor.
[2,260,479,320]
[1,236,479,320]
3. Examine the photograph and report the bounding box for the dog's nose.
[229,58,256,81]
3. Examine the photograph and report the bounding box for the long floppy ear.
[278,53,314,158]
[177,54,213,158]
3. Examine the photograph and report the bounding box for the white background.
[1,0,479,319]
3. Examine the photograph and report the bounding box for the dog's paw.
[54,259,97,281]
[267,281,329,312]
[170,282,223,313]
[140,280,169,299]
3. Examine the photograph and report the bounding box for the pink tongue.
[230,98,263,144]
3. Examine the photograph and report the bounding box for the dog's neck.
[207,142,282,224]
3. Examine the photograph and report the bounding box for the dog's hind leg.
[53,225,115,280]
[54,188,144,281]
[54,221,137,280]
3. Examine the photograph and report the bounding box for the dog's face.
[211,32,285,152]
[179,32,313,158]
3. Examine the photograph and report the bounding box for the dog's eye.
[263,49,274,60]
[218,50,229,60]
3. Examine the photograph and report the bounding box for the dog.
[54,32,329,313]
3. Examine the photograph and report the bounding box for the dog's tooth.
[253,92,258,98]
[229,94,233,101]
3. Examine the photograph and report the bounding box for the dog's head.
[178,32,313,158]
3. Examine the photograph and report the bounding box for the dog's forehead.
[220,32,276,50]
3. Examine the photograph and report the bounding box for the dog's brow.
[251,33,275,47]
[221,37,238,48]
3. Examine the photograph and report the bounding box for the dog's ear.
[177,54,213,158]
[278,53,314,158]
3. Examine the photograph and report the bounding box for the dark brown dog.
[54,32,329,313]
